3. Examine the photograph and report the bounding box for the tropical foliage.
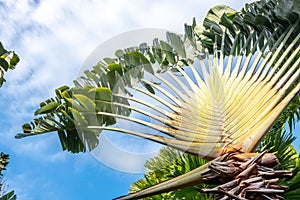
[0,191,16,200]
[0,43,18,199]
[0,42,19,87]
[0,153,9,174]
[130,148,212,200]
[16,0,300,199]
[0,153,16,200]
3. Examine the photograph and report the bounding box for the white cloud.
[91,133,161,173]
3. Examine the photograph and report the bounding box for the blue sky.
[1,0,298,200]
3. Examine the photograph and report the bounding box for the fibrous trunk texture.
[200,151,292,200]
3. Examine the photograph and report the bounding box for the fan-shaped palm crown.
[83,22,299,157]
[110,24,300,200]
[16,1,300,199]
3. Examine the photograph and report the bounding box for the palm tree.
[16,0,300,199]
[0,42,18,200]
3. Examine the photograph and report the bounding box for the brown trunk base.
[200,151,292,200]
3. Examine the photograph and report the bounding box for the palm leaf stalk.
[16,0,300,199]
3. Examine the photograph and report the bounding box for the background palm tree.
[0,42,18,200]
[16,0,300,199]
[0,153,16,200]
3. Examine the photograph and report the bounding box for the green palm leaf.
[0,42,19,87]
[130,147,212,200]
[0,191,16,200]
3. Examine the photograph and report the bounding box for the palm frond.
[130,147,212,200]
[258,129,298,170]
[0,42,19,87]
[0,190,16,200]
[193,0,300,55]
[282,147,300,199]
